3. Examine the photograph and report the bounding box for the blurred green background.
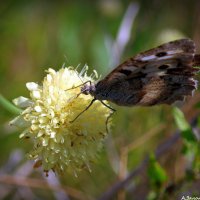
[0,0,200,199]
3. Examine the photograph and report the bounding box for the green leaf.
[172,107,196,142]
[147,153,167,187]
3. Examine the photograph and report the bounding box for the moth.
[72,39,200,121]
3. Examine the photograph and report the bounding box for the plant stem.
[0,94,22,115]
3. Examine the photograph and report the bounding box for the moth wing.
[97,39,198,106]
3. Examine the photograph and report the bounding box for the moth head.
[81,82,96,96]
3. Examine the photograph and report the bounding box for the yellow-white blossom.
[10,66,112,175]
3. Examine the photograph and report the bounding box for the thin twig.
[0,175,92,200]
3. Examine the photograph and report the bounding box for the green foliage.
[147,153,167,187]
[147,153,168,200]
[172,107,199,157]
[172,107,196,142]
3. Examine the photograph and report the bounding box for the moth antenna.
[65,80,91,91]
[70,98,96,123]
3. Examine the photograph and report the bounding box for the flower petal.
[26,82,39,91]
[10,116,30,128]
[32,90,41,99]
[13,96,33,108]
[19,128,30,138]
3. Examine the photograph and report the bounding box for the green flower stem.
[0,94,22,115]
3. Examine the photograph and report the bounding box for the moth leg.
[70,98,96,123]
[105,110,116,134]
[100,101,116,112]
[100,101,116,134]
[65,80,92,91]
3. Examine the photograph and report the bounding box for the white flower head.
[10,66,112,176]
